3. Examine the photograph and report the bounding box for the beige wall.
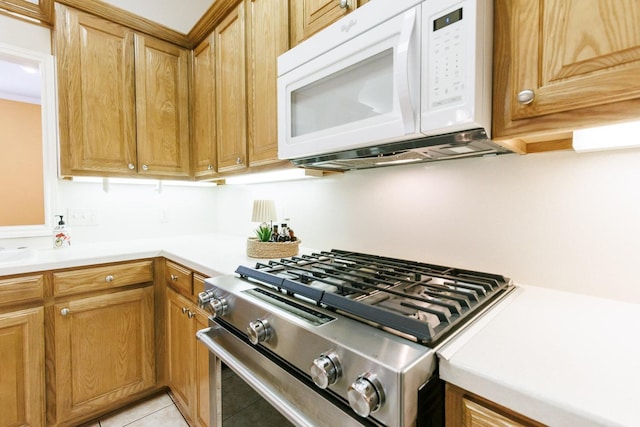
[0,98,44,226]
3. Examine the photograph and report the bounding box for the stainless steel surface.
[201,274,438,426]
[197,326,368,427]
[290,129,512,171]
[517,89,535,105]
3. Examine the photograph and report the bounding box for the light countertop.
[2,234,638,426]
[0,233,317,278]
[438,284,640,427]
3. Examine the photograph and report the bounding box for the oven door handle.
[196,326,317,427]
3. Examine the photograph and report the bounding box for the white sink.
[0,247,35,265]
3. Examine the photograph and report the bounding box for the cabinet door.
[193,35,218,179]
[445,383,545,427]
[290,0,366,47]
[135,34,191,178]
[55,4,137,176]
[54,287,155,422]
[215,2,248,173]
[0,307,44,427]
[167,289,196,417]
[246,0,290,169]
[493,0,640,146]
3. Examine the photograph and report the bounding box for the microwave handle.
[395,7,418,134]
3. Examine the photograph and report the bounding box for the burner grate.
[236,249,512,344]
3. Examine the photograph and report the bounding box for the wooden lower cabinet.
[446,384,546,427]
[52,286,156,425]
[167,287,210,427]
[0,306,45,427]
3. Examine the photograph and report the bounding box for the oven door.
[196,322,373,427]
[277,4,422,160]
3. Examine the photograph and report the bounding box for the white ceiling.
[101,0,216,34]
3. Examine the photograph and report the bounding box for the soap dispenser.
[53,215,71,248]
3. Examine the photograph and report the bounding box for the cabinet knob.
[105,275,114,282]
[142,164,149,171]
[170,274,178,281]
[182,307,189,314]
[127,163,135,170]
[517,89,535,105]
[236,157,243,165]
[188,311,195,319]
[207,164,213,170]
[60,308,70,316]
[339,0,350,9]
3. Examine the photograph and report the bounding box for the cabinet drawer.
[0,275,44,306]
[53,260,154,296]
[166,261,192,296]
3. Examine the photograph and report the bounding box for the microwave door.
[278,5,422,160]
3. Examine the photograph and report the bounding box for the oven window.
[221,362,294,426]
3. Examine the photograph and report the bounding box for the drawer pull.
[60,308,70,316]
[105,275,114,282]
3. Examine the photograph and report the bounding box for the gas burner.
[236,249,513,344]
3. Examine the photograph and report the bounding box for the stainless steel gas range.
[196,250,513,426]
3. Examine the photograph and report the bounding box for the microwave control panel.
[427,7,465,109]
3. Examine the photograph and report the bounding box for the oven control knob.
[310,352,342,389]
[198,291,228,318]
[209,298,228,318]
[197,290,215,307]
[247,319,271,345]
[347,373,385,418]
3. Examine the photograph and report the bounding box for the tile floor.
[83,392,188,427]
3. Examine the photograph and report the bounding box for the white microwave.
[277,0,509,170]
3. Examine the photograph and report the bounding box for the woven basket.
[246,237,300,259]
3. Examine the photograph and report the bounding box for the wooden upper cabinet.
[246,0,290,169]
[215,1,248,173]
[135,34,191,178]
[493,0,640,152]
[56,4,191,178]
[192,35,218,179]
[290,0,368,47]
[56,3,137,176]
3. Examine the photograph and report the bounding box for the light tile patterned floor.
[84,393,188,427]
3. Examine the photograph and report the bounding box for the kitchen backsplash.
[214,148,640,304]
